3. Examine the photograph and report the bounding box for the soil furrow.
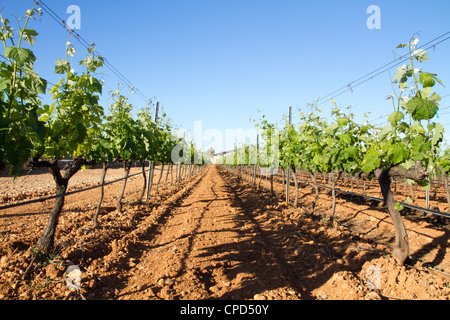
[218,168,307,297]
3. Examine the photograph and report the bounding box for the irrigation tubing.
[257,170,450,219]
[0,167,151,211]
[322,183,450,219]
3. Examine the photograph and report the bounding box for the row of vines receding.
[220,36,449,265]
[0,5,206,254]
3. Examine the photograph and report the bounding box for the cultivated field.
[0,165,448,300]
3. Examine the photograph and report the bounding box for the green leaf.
[22,29,39,46]
[394,202,404,211]
[403,159,415,170]
[417,180,430,189]
[345,145,358,159]
[25,70,47,94]
[0,77,10,91]
[378,125,392,142]
[340,133,352,145]
[28,115,46,141]
[5,47,36,65]
[88,76,103,93]
[413,49,429,62]
[409,123,425,134]
[75,123,87,143]
[55,59,69,74]
[419,72,435,88]
[410,136,428,161]
[362,149,381,173]
[431,123,444,147]
[419,87,432,98]
[406,97,438,121]
[388,111,404,126]
[337,117,349,126]
[360,125,368,134]
[393,65,407,83]
[326,123,339,136]
[438,157,450,173]
[428,92,441,103]
[389,143,409,165]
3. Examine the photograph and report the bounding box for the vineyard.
[1,3,450,302]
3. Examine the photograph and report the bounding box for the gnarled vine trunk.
[156,163,164,193]
[329,171,342,228]
[178,163,182,184]
[292,167,299,208]
[116,161,131,212]
[375,162,428,265]
[330,173,336,218]
[37,177,68,253]
[165,163,171,189]
[33,157,86,253]
[137,161,147,203]
[93,162,109,227]
[257,167,263,190]
[310,172,319,214]
[377,169,409,264]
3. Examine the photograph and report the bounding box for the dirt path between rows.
[0,165,449,300]
[114,165,302,300]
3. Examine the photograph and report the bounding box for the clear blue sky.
[3,0,450,152]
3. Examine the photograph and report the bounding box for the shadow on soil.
[186,168,385,300]
[43,165,448,300]
[83,171,207,299]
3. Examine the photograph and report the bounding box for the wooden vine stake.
[146,101,159,200]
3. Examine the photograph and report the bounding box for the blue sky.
[3,0,450,152]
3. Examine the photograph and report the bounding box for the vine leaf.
[5,47,36,65]
[413,49,429,62]
[406,97,438,121]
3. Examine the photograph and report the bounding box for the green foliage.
[137,105,180,165]
[320,105,366,175]
[249,37,446,188]
[0,4,206,255]
[438,147,450,174]
[0,6,47,176]
[362,36,445,177]
[102,87,140,163]
[35,43,104,160]
[253,114,280,169]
